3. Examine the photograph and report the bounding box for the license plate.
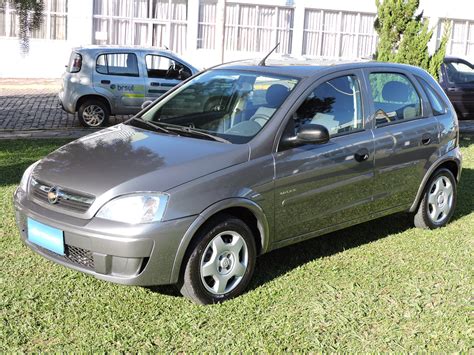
[27,218,65,255]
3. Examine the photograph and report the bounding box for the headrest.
[382,81,410,103]
[266,84,289,108]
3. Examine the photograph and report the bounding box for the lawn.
[0,137,472,352]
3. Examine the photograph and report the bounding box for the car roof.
[214,59,428,79]
[73,45,176,56]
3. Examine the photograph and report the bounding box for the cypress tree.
[374,0,450,79]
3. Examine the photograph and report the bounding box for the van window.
[369,72,421,126]
[290,75,363,137]
[145,55,191,80]
[416,77,448,116]
[96,53,139,77]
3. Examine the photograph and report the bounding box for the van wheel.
[414,168,457,229]
[179,214,257,304]
[78,99,109,128]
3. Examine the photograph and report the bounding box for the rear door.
[144,54,191,101]
[93,52,146,114]
[365,69,440,211]
[273,70,375,243]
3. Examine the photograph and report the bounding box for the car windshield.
[137,69,299,144]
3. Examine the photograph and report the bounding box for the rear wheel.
[179,214,257,304]
[414,168,457,229]
[78,99,109,128]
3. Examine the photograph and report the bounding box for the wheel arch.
[75,94,112,114]
[169,198,270,284]
[409,154,462,213]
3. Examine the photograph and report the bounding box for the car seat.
[249,84,289,126]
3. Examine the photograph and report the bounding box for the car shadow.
[250,166,473,291]
[148,167,473,299]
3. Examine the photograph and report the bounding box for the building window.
[197,0,216,49]
[0,0,67,40]
[93,0,188,53]
[224,3,294,54]
[303,9,377,59]
[437,19,474,57]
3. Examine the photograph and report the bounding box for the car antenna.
[258,42,280,66]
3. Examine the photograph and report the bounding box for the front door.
[274,72,375,243]
[144,54,189,101]
[93,52,146,114]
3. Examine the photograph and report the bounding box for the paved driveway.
[0,79,129,138]
[0,78,473,139]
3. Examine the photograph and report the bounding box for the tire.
[414,168,457,229]
[178,214,257,304]
[78,99,110,128]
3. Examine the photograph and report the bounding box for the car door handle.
[354,148,370,162]
[150,82,160,86]
[101,80,111,84]
[421,134,432,145]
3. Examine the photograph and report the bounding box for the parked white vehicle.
[59,46,199,127]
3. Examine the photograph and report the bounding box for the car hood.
[32,124,249,198]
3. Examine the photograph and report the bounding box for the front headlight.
[96,193,169,224]
[19,161,39,192]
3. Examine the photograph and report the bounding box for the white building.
[0,0,473,78]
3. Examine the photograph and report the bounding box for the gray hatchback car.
[15,60,462,304]
[59,46,198,128]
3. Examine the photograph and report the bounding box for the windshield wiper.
[159,124,231,144]
[131,117,176,135]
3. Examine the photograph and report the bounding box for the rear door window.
[96,53,139,77]
[369,72,422,126]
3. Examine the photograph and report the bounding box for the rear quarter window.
[416,76,448,116]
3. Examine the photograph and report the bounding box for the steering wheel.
[165,64,177,78]
[250,113,271,126]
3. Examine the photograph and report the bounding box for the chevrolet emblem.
[47,186,60,204]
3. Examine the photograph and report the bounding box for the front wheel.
[179,214,257,304]
[413,168,457,229]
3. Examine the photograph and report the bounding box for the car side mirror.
[282,123,330,148]
[141,100,153,110]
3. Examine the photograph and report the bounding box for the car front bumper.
[13,187,197,286]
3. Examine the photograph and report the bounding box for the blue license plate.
[27,218,65,255]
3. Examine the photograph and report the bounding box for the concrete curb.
[0,128,100,140]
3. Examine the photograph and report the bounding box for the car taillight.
[70,53,82,73]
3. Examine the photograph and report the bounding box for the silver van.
[59,46,199,127]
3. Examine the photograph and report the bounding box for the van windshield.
[137,70,299,144]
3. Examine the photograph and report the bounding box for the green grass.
[0,137,473,352]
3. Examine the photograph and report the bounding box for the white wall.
[0,0,473,78]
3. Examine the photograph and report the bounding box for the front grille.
[30,178,95,213]
[36,244,95,270]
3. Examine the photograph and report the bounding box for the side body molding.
[169,198,271,284]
